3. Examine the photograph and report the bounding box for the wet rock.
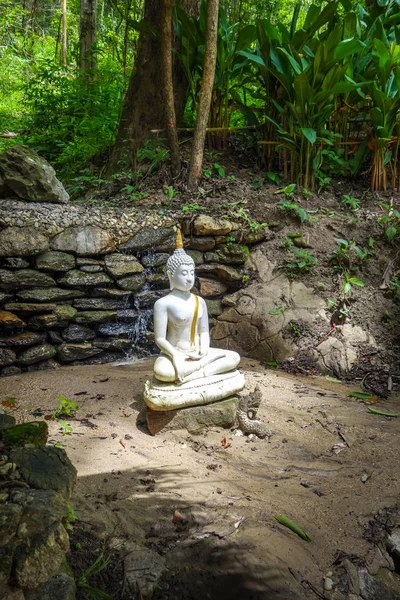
[0,145,69,203]
[97,322,136,337]
[0,348,17,366]
[57,269,112,287]
[73,298,126,310]
[48,331,63,345]
[14,521,70,588]
[196,263,243,283]
[122,543,166,599]
[0,292,13,304]
[76,257,104,266]
[359,566,400,600]
[51,226,115,256]
[79,264,103,272]
[18,343,57,365]
[53,305,77,321]
[104,253,144,278]
[24,572,76,600]
[186,249,204,265]
[92,287,132,298]
[215,243,249,265]
[74,310,117,324]
[1,366,21,376]
[146,272,169,289]
[10,446,77,498]
[0,227,49,257]
[387,530,400,571]
[135,289,166,307]
[16,288,85,302]
[4,303,57,314]
[57,343,103,362]
[193,215,239,236]
[0,269,18,291]
[198,277,228,297]
[205,299,223,317]
[188,236,216,251]
[14,269,55,289]
[2,257,29,269]
[227,228,267,245]
[2,421,48,448]
[0,311,26,329]
[120,226,175,252]
[35,251,75,272]
[26,358,59,372]
[0,503,23,545]
[141,253,169,268]
[117,273,146,291]
[27,315,60,329]
[93,338,132,351]
[62,324,96,342]
[146,397,239,435]
[4,332,47,348]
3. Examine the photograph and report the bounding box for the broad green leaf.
[237,50,265,66]
[386,226,398,240]
[301,128,317,144]
[333,38,365,62]
[325,375,342,383]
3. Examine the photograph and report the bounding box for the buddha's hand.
[172,353,189,384]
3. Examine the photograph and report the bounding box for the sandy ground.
[1,358,399,599]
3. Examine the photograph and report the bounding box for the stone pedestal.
[146,396,239,435]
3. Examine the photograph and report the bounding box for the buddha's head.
[166,229,195,292]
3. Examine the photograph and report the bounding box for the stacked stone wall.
[0,214,265,375]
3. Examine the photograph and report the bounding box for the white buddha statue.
[144,229,245,411]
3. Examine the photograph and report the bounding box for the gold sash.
[190,294,199,347]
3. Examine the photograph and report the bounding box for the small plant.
[53,396,78,420]
[343,270,364,295]
[65,501,77,531]
[286,247,318,274]
[341,195,360,211]
[269,306,288,315]
[77,553,112,600]
[231,207,267,231]
[379,203,400,241]
[289,321,302,336]
[163,185,177,201]
[330,239,370,272]
[266,171,280,184]
[278,196,308,224]
[59,421,73,435]
[213,162,225,177]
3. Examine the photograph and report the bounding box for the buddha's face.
[168,263,195,292]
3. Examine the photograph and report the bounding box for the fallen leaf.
[2,398,16,408]
[119,439,126,449]
[348,391,377,400]
[274,515,311,542]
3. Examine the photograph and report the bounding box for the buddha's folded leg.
[182,349,241,383]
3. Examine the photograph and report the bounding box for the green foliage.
[53,396,78,420]
[379,203,400,241]
[330,238,371,272]
[77,554,112,600]
[341,195,361,211]
[286,247,318,274]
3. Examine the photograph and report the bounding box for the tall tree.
[60,0,67,66]
[161,0,180,177]
[79,0,98,73]
[107,0,200,175]
[187,0,219,190]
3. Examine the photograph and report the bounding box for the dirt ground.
[1,357,399,599]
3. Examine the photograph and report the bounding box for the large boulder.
[0,145,69,203]
[120,226,175,252]
[0,227,49,257]
[51,226,115,256]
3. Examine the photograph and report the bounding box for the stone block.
[62,324,96,343]
[0,311,26,329]
[11,489,67,539]
[24,573,76,600]
[10,447,77,499]
[0,503,23,545]
[198,277,228,297]
[16,288,85,302]
[146,396,239,435]
[51,226,115,255]
[74,311,117,324]
[35,251,75,272]
[0,348,17,367]
[57,343,103,362]
[117,273,146,291]
[0,227,49,257]
[104,253,144,278]
[2,421,48,448]
[18,343,57,365]
[120,226,174,252]
[4,332,47,348]
[193,215,239,236]
[57,269,112,287]
[188,236,216,251]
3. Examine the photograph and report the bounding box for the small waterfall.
[110,249,167,365]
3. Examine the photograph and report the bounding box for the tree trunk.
[60,0,67,66]
[161,0,181,177]
[107,0,200,176]
[187,0,219,190]
[79,0,98,73]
